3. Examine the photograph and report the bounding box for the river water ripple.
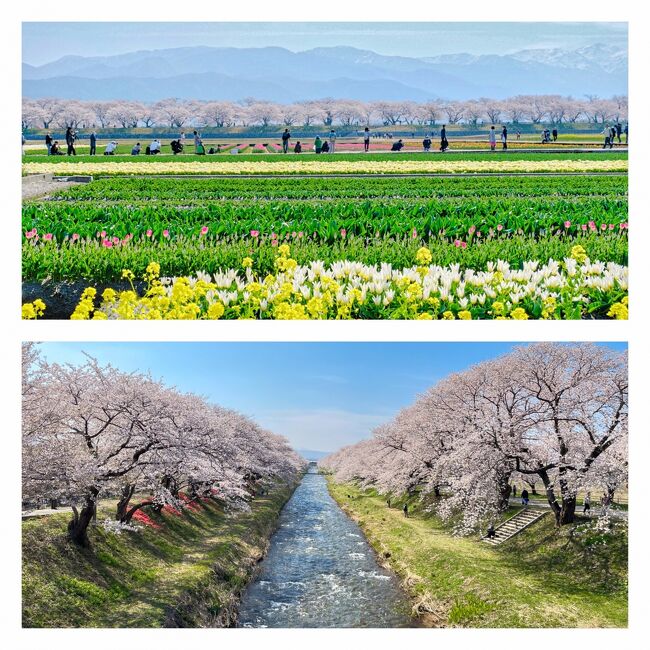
[238,467,411,628]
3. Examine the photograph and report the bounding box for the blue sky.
[35,342,627,453]
[22,22,627,66]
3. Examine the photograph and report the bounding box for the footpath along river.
[238,465,411,628]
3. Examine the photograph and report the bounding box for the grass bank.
[22,482,296,628]
[327,480,627,628]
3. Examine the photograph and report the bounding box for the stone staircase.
[482,508,548,546]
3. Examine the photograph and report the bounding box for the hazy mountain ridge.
[22,44,628,101]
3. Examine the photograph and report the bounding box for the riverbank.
[327,479,628,628]
[22,482,296,627]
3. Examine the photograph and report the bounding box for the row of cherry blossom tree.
[22,95,628,131]
[22,344,306,546]
[320,344,627,534]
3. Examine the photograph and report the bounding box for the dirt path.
[22,175,82,200]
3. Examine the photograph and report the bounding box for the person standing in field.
[552,127,558,141]
[89,131,97,156]
[403,503,408,518]
[615,122,622,143]
[65,126,76,156]
[501,125,508,150]
[516,129,521,140]
[314,135,322,154]
[521,488,529,506]
[363,127,370,152]
[583,492,591,515]
[281,128,291,153]
[193,130,203,154]
[440,124,448,151]
[45,132,53,155]
[329,129,337,153]
[624,123,628,144]
[489,125,496,151]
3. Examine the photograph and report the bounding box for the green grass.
[327,480,628,628]
[22,150,629,165]
[22,484,295,628]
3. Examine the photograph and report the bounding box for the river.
[238,466,412,628]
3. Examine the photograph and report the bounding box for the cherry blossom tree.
[321,344,627,534]
[22,346,305,546]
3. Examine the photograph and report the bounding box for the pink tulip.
[43,233,53,241]
[582,224,588,231]
[496,224,503,231]
[412,228,418,238]
[564,221,571,228]
[25,230,34,239]
[600,224,607,231]
[72,233,79,241]
[454,240,462,248]
[101,230,106,238]
[271,239,278,247]
[113,236,120,244]
[609,224,615,230]
[250,230,260,238]
[461,241,467,249]
[468,225,476,235]
[271,232,278,239]
[620,222,628,230]
[340,229,347,238]
[163,229,170,238]
[298,231,304,238]
[200,226,209,235]
[103,239,113,248]
[146,229,153,237]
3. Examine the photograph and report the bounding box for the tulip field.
[21,150,628,319]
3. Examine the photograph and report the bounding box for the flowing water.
[238,466,412,628]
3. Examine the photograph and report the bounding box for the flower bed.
[39,245,627,321]
[22,158,628,176]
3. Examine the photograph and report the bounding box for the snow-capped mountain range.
[22,43,627,102]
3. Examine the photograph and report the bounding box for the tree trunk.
[67,488,98,547]
[116,483,136,521]
[559,496,576,525]
[497,470,512,512]
[123,500,154,524]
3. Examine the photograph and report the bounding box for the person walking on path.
[552,127,558,141]
[45,132,53,155]
[314,135,322,154]
[615,122,622,143]
[281,128,291,153]
[403,503,408,518]
[440,124,449,152]
[583,492,591,515]
[521,488,529,506]
[89,131,97,156]
[486,522,496,539]
[602,125,613,149]
[501,125,508,150]
[423,136,432,152]
[363,127,370,152]
[489,125,496,151]
[328,129,337,153]
[512,484,517,498]
[624,123,628,144]
[65,126,76,156]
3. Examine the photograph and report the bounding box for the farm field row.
[22,150,627,169]
[46,174,628,202]
[23,196,628,245]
